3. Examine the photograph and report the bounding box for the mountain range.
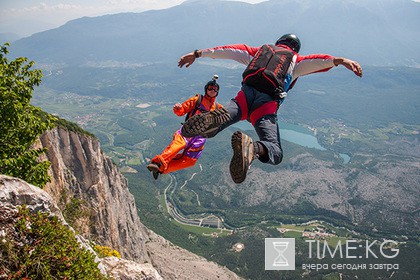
[8,0,420,67]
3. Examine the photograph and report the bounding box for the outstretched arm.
[178,50,201,68]
[178,45,258,68]
[333,57,363,77]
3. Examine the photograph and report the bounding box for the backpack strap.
[184,94,203,122]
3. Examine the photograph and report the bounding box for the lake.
[232,121,350,164]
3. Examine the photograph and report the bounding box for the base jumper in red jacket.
[147,75,222,179]
[178,34,363,184]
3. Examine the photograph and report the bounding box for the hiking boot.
[229,131,255,184]
[181,108,231,138]
[147,163,161,180]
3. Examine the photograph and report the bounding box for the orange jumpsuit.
[151,94,222,174]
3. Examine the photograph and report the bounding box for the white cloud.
[22,3,80,12]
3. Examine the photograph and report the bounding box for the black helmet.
[204,74,219,93]
[275,34,301,53]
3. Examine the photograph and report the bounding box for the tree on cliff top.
[0,43,56,187]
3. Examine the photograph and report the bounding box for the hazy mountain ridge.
[9,0,420,67]
[0,33,20,43]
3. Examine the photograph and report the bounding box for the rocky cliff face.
[36,127,241,280]
[38,127,149,262]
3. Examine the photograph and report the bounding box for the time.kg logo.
[265,238,296,270]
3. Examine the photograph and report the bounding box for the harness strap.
[184,94,203,122]
[234,90,279,126]
[249,101,279,126]
[234,90,249,121]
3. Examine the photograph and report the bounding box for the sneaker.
[229,131,255,184]
[181,108,231,138]
[147,163,161,180]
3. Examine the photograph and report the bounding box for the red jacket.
[201,44,335,91]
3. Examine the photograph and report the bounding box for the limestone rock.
[0,175,63,220]
[38,127,150,262]
[100,257,162,280]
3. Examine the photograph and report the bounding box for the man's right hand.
[178,52,196,68]
[334,57,363,77]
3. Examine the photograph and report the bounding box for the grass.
[126,157,143,165]
[176,222,232,236]
[284,231,303,239]
[159,194,168,214]
[327,236,348,248]
[278,222,350,248]
[280,224,315,231]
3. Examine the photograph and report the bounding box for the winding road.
[163,172,229,231]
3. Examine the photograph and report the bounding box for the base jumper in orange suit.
[147,76,222,179]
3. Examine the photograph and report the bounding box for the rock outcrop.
[0,175,162,280]
[100,257,163,280]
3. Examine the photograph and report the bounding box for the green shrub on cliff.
[0,206,107,279]
[55,116,96,138]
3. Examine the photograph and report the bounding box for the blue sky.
[0,0,265,37]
